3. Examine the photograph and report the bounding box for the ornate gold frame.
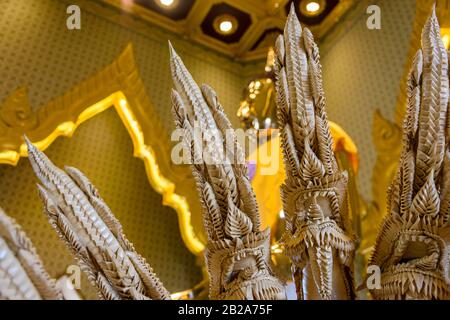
[0,44,206,256]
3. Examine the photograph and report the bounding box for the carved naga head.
[274,4,355,299]
[207,229,286,300]
[369,7,450,300]
[169,43,286,300]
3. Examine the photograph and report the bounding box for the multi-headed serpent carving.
[1,4,448,301]
[0,207,62,300]
[25,138,170,300]
[169,43,286,300]
[273,5,356,300]
[369,7,450,300]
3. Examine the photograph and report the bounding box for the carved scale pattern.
[369,7,450,300]
[169,42,286,300]
[25,138,170,300]
[273,5,356,300]
[0,207,62,300]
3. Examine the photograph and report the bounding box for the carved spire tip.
[288,2,295,16]
[23,135,38,159]
[168,40,175,59]
[286,2,301,29]
[425,2,439,31]
[167,40,190,87]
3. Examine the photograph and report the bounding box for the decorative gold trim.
[0,44,206,256]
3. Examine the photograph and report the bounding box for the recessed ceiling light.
[160,0,174,6]
[155,0,178,9]
[214,15,238,35]
[306,1,320,13]
[300,0,325,17]
[219,20,233,33]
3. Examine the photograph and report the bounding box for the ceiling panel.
[200,2,252,44]
[101,0,358,61]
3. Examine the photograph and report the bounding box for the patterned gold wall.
[319,0,416,198]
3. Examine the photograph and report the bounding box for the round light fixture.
[213,15,238,35]
[300,0,325,17]
[219,20,233,33]
[306,2,320,13]
[155,0,178,9]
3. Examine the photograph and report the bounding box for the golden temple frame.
[0,44,206,256]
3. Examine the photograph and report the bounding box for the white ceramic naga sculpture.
[169,43,286,300]
[25,138,170,300]
[273,5,355,300]
[0,207,62,300]
[369,8,450,300]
